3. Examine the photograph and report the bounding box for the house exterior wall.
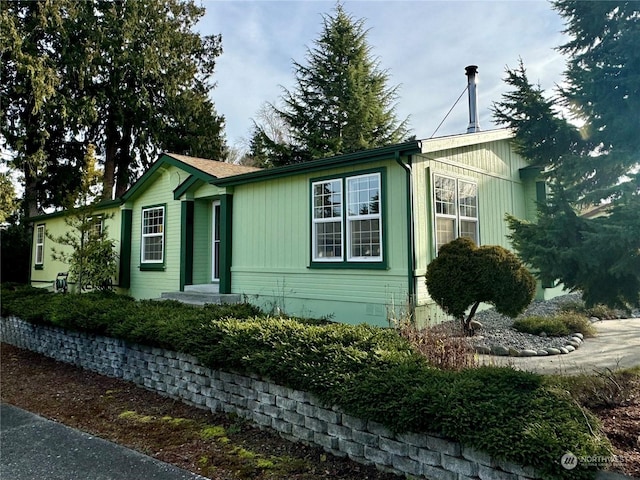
[127,165,184,299]
[229,159,410,326]
[411,134,532,324]
[29,205,122,292]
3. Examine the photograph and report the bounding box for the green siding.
[128,166,183,298]
[230,159,410,326]
[411,137,532,324]
[29,206,122,291]
[192,200,212,284]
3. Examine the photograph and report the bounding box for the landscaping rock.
[491,345,509,356]
[545,348,561,355]
[564,345,576,352]
[559,347,570,354]
[519,349,538,357]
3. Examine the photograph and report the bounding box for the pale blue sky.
[198,0,569,150]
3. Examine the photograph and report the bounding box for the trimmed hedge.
[1,285,610,479]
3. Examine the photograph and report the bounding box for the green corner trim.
[174,175,200,200]
[119,209,132,289]
[219,195,233,294]
[123,154,217,202]
[180,200,194,291]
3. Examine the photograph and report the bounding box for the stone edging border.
[474,332,586,357]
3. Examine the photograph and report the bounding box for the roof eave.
[213,141,422,187]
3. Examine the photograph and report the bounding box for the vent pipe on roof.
[465,65,481,133]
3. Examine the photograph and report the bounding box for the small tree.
[426,237,536,335]
[49,145,117,292]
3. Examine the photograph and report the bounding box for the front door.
[212,200,220,282]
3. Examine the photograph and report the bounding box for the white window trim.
[312,172,383,263]
[311,179,344,262]
[35,224,45,265]
[346,173,383,262]
[433,174,479,252]
[141,206,165,264]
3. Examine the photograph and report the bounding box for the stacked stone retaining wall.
[1,316,544,480]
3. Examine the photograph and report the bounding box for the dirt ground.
[1,343,638,479]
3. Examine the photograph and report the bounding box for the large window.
[312,172,383,264]
[141,206,165,264]
[35,224,45,267]
[434,174,478,252]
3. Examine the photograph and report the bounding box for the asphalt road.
[0,403,207,480]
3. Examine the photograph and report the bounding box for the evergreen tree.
[493,1,640,310]
[1,0,227,208]
[252,4,409,167]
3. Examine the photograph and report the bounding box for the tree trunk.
[102,112,119,201]
[463,300,481,336]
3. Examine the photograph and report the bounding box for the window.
[141,206,165,264]
[84,216,103,242]
[312,172,383,264]
[35,224,45,266]
[434,175,478,252]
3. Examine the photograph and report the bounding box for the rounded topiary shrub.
[426,237,536,334]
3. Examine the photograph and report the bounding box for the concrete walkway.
[0,403,207,480]
[478,318,640,375]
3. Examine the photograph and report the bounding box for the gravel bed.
[469,294,639,356]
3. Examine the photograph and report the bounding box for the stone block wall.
[1,316,542,480]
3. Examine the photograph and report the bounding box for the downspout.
[395,151,417,318]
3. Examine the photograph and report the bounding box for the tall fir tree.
[251,4,410,167]
[1,0,227,209]
[493,1,640,310]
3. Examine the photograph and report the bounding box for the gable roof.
[122,153,261,201]
[165,153,261,178]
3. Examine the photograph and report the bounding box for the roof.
[164,153,261,178]
[213,141,423,187]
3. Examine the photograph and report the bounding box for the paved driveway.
[479,318,640,375]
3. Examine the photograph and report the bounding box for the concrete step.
[160,291,241,306]
[184,284,219,294]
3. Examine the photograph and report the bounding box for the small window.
[311,171,384,265]
[35,224,45,266]
[141,206,165,263]
[434,175,478,252]
[84,216,103,242]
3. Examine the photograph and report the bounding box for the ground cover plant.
[513,313,597,337]
[1,284,612,479]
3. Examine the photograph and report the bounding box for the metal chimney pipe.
[465,65,481,133]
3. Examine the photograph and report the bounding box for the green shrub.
[0,285,610,479]
[426,237,536,334]
[513,313,596,337]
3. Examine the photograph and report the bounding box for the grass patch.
[513,313,597,337]
[545,366,640,409]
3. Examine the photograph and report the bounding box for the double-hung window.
[434,174,478,252]
[312,171,383,265]
[141,206,165,264]
[35,224,45,267]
